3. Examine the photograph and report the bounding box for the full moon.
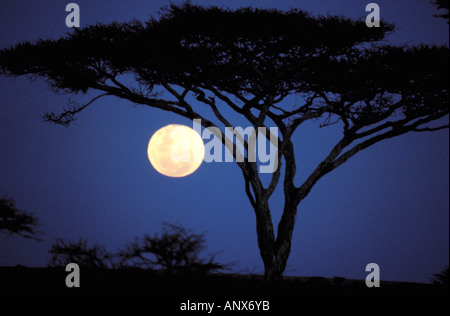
[147,124,205,177]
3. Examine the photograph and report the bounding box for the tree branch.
[334,113,449,169]
[93,83,189,117]
[278,92,320,120]
[295,112,449,204]
[243,173,257,209]
[265,151,282,198]
[42,92,112,126]
[413,125,449,132]
[160,80,195,114]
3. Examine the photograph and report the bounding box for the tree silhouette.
[0,195,40,240]
[432,265,449,285]
[0,3,448,280]
[432,0,450,23]
[118,223,224,276]
[48,238,114,269]
[48,224,224,275]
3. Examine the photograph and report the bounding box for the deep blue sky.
[0,0,448,283]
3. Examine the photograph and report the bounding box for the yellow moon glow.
[147,124,205,177]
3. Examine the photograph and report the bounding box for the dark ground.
[0,266,448,297]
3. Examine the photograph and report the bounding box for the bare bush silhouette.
[0,195,41,241]
[48,238,114,269]
[432,265,449,286]
[118,223,224,276]
[47,224,224,276]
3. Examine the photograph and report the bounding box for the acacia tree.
[0,195,40,240]
[0,4,448,280]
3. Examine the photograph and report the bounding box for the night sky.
[0,0,448,284]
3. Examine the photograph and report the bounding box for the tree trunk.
[274,196,298,278]
[253,199,297,281]
[245,142,300,282]
[253,200,277,281]
[264,256,284,281]
[253,193,298,281]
